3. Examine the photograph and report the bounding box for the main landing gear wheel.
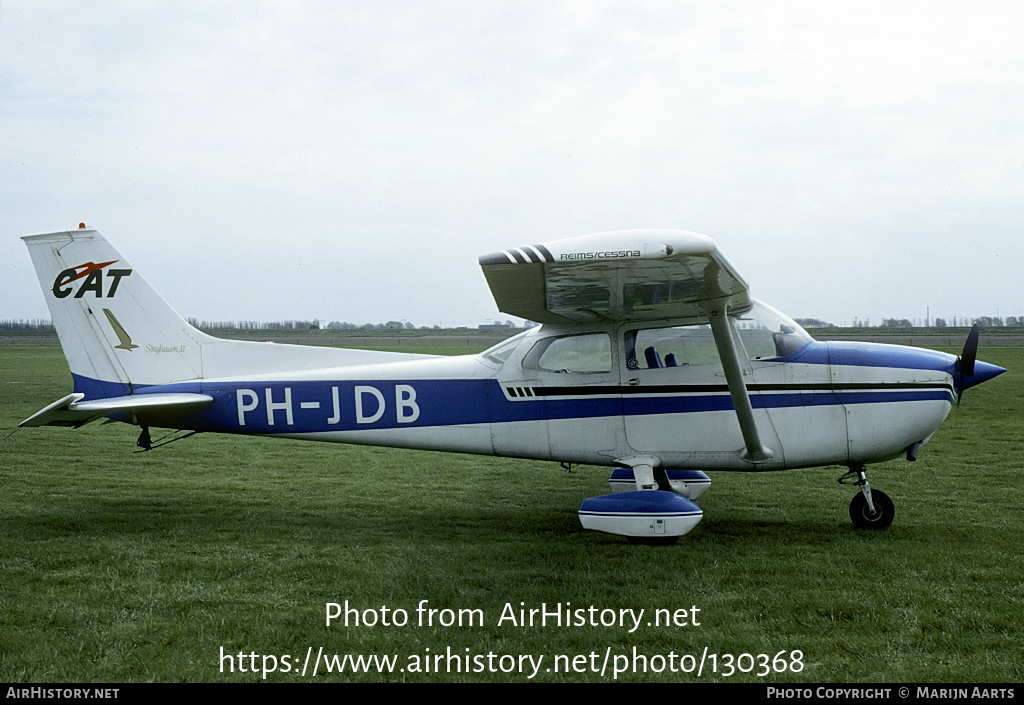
[849,489,894,529]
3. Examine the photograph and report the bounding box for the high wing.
[479,229,751,324]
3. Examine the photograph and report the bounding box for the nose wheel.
[839,465,895,529]
[849,488,894,529]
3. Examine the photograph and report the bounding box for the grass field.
[0,344,1021,683]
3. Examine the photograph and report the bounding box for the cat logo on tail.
[52,260,132,298]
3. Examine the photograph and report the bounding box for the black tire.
[849,489,894,529]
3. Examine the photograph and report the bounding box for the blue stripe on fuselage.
[103,375,953,434]
[67,341,954,433]
[72,373,131,400]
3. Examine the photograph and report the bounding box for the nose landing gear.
[839,465,895,529]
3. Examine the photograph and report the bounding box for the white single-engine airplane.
[20,226,1005,540]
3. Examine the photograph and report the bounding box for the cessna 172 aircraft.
[20,226,1005,540]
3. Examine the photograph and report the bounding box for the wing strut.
[706,302,773,463]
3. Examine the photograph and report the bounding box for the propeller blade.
[960,323,979,378]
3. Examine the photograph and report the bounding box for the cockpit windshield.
[734,300,813,360]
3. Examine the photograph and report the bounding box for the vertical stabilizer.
[22,227,212,398]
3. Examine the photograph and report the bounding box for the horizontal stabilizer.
[20,393,214,428]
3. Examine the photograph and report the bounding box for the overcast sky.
[2,1,1022,328]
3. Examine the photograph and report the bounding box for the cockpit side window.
[624,301,812,369]
[625,324,719,370]
[524,333,612,373]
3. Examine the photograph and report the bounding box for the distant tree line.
[884,316,1024,328]
[186,318,322,330]
[185,319,522,331]
[325,321,418,330]
[972,316,1024,327]
[0,319,54,330]
[185,318,428,331]
[5,315,1022,332]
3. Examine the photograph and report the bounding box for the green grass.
[0,345,1021,682]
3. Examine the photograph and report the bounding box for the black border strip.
[522,382,953,398]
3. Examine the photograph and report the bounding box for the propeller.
[950,323,999,405]
[954,325,1006,403]
[960,324,979,378]
[955,324,981,404]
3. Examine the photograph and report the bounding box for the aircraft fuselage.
[117,324,980,473]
